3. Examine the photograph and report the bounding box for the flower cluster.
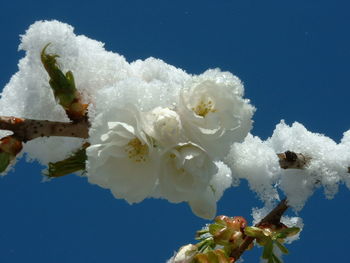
[169,216,249,263]
[86,69,254,219]
[169,215,300,263]
[0,20,254,219]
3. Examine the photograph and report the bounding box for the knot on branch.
[277,150,310,169]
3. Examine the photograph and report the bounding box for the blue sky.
[0,1,350,262]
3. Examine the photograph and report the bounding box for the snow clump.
[228,121,350,211]
[1,20,255,219]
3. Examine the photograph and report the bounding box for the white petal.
[189,187,217,220]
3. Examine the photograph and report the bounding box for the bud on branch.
[230,199,289,260]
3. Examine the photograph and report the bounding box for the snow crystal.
[211,161,233,200]
[228,121,350,211]
[227,134,280,205]
[268,121,349,209]
[0,20,129,163]
[9,20,350,221]
[0,19,252,217]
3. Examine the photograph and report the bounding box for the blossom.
[178,69,255,159]
[188,186,217,220]
[187,163,232,219]
[171,244,198,263]
[159,142,217,204]
[86,108,159,204]
[158,143,234,219]
[142,107,184,148]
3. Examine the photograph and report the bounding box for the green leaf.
[0,152,10,173]
[65,71,76,90]
[196,228,209,239]
[45,143,88,178]
[196,238,214,253]
[275,228,300,239]
[244,226,264,238]
[209,223,225,235]
[275,241,289,254]
[279,227,300,238]
[41,43,81,117]
[262,240,273,259]
[272,253,282,263]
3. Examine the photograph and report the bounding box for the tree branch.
[231,199,289,261]
[0,114,347,261]
[0,116,89,142]
[0,117,348,174]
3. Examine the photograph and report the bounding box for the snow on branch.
[1,20,349,219]
[1,19,349,263]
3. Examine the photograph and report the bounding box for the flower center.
[192,99,216,117]
[125,138,149,163]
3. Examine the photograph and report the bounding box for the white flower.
[179,69,255,159]
[172,244,197,263]
[158,142,218,219]
[143,107,184,148]
[189,162,233,220]
[86,108,159,204]
[188,186,217,220]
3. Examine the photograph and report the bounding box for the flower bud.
[173,244,197,263]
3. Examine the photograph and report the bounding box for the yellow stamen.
[192,99,216,117]
[124,138,149,163]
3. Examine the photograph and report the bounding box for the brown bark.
[0,117,348,174]
[0,116,89,142]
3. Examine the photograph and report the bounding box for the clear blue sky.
[0,1,349,262]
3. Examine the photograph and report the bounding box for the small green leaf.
[272,253,282,263]
[196,238,214,253]
[244,226,264,238]
[196,228,209,239]
[65,71,76,90]
[209,223,225,235]
[262,240,273,259]
[279,227,300,237]
[275,240,289,254]
[45,143,88,178]
[0,152,10,173]
[41,44,86,121]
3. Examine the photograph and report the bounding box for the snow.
[228,121,350,211]
[1,20,349,220]
[1,20,254,219]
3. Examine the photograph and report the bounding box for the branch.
[0,116,347,173]
[230,199,289,261]
[0,116,89,142]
